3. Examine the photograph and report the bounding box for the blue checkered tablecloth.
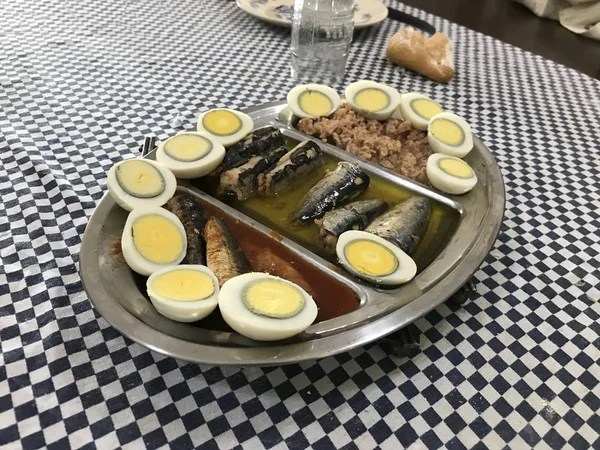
[1,0,599,448]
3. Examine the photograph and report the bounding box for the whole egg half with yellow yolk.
[345,80,401,121]
[197,108,253,148]
[107,159,177,212]
[399,93,444,131]
[121,207,187,276]
[287,84,341,119]
[218,273,318,341]
[156,131,226,179]
[146,265,219,322]
[427,112,474,158]
[426,153,477,195]
[336,230,417,286]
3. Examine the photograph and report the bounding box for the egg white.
[427,112,474,158]
[146,265,219,322]
[107,159,177,212]
[156,131,226,179]
[197,108,254,148]
[218,273,318,341]
[336,230,417,286]
[399,93,444,131]
[121,207,187,276]
[390,105,404,120]
[426,153,477,195]
[287,84,341,119]
[345,80,401,121]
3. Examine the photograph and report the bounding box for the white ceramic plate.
[236,0,389,29]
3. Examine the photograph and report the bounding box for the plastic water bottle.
[291,0,355,82]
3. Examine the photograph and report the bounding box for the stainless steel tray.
[80,101,505,366]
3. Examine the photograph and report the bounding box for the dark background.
[401,0,600,80]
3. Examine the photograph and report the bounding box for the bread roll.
[386,27,455,83]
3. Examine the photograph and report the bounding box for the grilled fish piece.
[293,162,370,223]
[365,197,431,255]
[220,145,287,200]
[164,194,209,265]
[215,127,284,176]
[316,199,388,252]
[204,217,251,286]
[258,140,323,196]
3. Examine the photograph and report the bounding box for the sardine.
[215,127,284,175]
[164,194,209,265]
[247,247,313,296]
[316,199,388,252]
[258,140,323,196]
[365,197,431,255]
[220,145,287,200]
[204,217,251,286]
[293,162,370,223]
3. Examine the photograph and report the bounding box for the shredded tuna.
[298,105,432,183]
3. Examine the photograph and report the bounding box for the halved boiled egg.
[426,153,477,195]
[156,131,226,179]
[219,273,318,341]
[107,159,177,212]
[345,80,401,121]
[428,112,474,158]
[121,207,187,276]
[399,93,444,130]
[197,108,253,147]
[146,265,219,322]
[287,84,341,119]
[336,230,417,286]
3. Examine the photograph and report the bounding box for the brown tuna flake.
[298,105,432,183]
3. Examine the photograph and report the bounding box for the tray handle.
[140,136,157,156]
[380,280,478,357]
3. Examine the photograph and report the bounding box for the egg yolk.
[298,90,333,117]
[353,88,390,112]
[202,110,242,136]
[344,240,398,277]
[411,99,443,120]
[430,119,465,146]
[132,215,184,264]
[116,160,165,198]
[438,158,474,179]
[243,279,305,319]
[164,134,212,162]
[151,270,214,301]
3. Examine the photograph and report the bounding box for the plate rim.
[235,0,389,29]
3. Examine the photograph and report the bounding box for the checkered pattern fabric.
[1,0,599,448]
